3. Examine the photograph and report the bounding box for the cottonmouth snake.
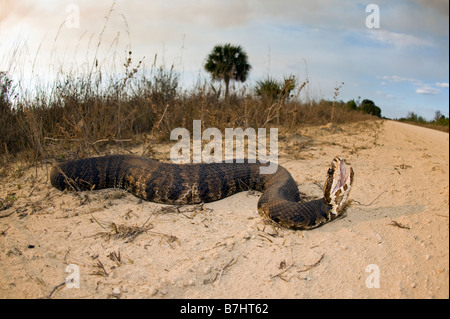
[50,155,354,229]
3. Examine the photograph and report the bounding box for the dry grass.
[91,214,153,243]
[1,65,376,166]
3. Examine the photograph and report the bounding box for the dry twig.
[297,254,324,272]
[389,220,410,229]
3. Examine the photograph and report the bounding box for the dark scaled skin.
[50,155,352,229]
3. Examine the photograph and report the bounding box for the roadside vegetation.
[1,40,380,165]
[397,110,449,133]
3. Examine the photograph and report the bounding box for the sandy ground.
[0,120,448,299]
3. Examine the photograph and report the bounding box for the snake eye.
[327,167,334,176]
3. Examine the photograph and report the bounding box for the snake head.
[323,157,354,217]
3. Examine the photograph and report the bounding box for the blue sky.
[0,0,448,120]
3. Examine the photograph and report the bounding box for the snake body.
[50,155,353,229]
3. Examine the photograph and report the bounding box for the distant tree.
[434,110,441,121]
[436,116,449,126]
[405,111,428,123]
[433,110,449,126]
[204,44,251,97]
[360,99,382,117]
[434,110,444,122]
[406,111,417,122]
[346,99,357,111]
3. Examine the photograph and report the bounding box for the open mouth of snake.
[321,157,354,217]
[331,158,351,195]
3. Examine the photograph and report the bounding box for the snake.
[50,155,354,229]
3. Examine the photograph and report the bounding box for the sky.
[0,0,448,120]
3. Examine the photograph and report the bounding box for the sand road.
[0,120,448,298]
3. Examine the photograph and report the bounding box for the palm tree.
[204,44,251,97]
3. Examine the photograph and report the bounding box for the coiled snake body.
[50,155,354,229]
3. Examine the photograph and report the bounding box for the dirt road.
[0,120,448,298]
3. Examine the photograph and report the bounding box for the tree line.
[204,43,382,118]
[398,110,449,127]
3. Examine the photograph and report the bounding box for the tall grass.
[1,63,375,163]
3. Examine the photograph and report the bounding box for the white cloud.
[378,75,421,84]
[416,86,440,95]
[380,76,445,96]
[375,90,394,99]
[368,30,435,48]
[436,82,449,88]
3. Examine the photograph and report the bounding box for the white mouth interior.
[332,161,348,194]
